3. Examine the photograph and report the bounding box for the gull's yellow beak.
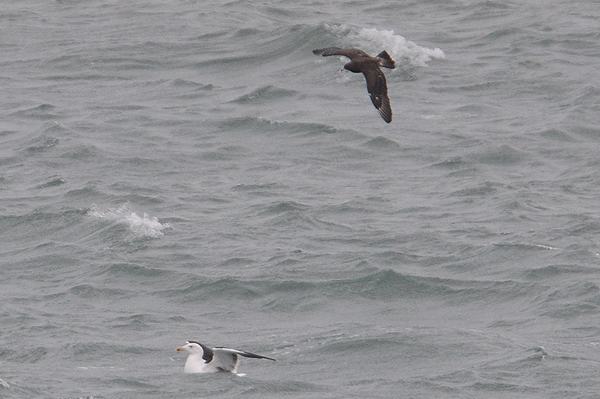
[176,346,183,351]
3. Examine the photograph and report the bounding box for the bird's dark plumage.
[313,47,395,123]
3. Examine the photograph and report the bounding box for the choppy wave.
[88,204,170,239]
[218,115,338,135]
[162,268,542,307]
[323,23,445,67]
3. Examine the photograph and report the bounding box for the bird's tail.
[377,51,396,69]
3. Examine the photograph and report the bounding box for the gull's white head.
[176,341,204,355]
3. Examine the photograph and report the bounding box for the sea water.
[2,1,600,398]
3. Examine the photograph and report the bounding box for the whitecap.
[88,204,170,239]
[325,24,445,67]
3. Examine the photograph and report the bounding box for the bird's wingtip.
[379,110,392,123]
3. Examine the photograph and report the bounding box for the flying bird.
[313,47,396,123]
[176,341,276,374]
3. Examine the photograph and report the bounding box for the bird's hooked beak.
[176,346,184,352]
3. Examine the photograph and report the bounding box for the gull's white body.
[176,341,276,374]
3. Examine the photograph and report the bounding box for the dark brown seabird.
[313,47,395,123]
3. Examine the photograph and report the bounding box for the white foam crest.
[88,204,170,239]
[355,28,445,67]
[325,24,445,67]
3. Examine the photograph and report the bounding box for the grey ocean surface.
[2,0,600,398]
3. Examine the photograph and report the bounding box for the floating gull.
[313,47,396,123]
[176,341,276,374]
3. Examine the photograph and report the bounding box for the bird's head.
[176,341,204,355]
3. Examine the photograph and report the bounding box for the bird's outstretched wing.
[313,47,368,59]
[210,347,275,373]
[363,68,392,123]
[214,347,276,361]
